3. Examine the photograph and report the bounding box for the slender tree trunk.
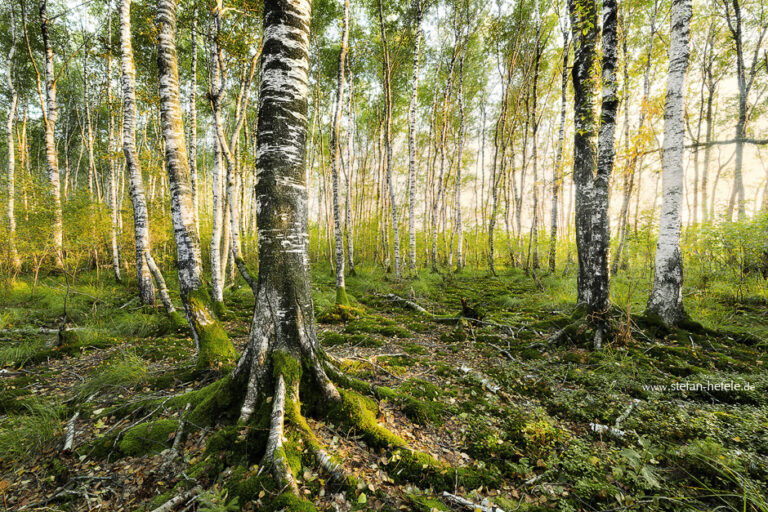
[378,0,400,277]
[6,2,20,272]
[432,26,459,272]
[527,21,542,271]
[189,9,199,236]
[647,0,691,325]
[209,2,258,292]
[330,0,350,305]
[612,0,658,274]
[156,0,235,367]
[107,8,123,282]
[344,63,356,275]
[455,47,466,271]
[39,0,64,267]
[549,23,569,273]
[120,0,175,312]
[407,0,423,272]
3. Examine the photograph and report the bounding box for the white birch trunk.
[647,0,691,325]
[407,0,423,272]
[156,0,235,366]
[330,0,350,304]
[378,0,400,277]
[39,0,64,267]
[6,2,20,271]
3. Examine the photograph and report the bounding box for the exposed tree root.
[149,485,201,512]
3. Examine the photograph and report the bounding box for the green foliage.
[0,398,64,461]
[77,350,150,400]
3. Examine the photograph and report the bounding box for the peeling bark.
[234,0,340,431]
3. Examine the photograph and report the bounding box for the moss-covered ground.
[0,263,766,511]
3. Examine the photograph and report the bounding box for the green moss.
[336,286,350,307]
[400,342,427,355]
[118,419,179,457]
[386,449,497,491]
[167,311,188,332]
[326,365,398,401]
[440,325,467,343]
[327,389,406,449]
[272,351,303,388]
[187,290,237,369]
[181,376,240,427]
[408,495,451,511]
[269,493,317,512]
[520,348,543,360]
[402,397,446,425]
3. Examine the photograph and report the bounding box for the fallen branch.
[150,486,202,512]
[376,293,517,334]
[63,411,79,451]
[442,491,507,512]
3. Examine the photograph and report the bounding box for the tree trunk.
[330,0,350,305]
[647,0,691,325]
[569,0,616,346]
[107,8,123,283]
[407,0,423,272]
[6,2,20,272]
[612,0,658,274]
[39,0,64,267]
[120,0,176,312]
[549,21,569,273]
[432,25,459,272]
[209,2,258,292]
[232,0,342,491]
[455,46,466,271]
[378,0,400,277]
[156,0,236,367]
[189,9,199,237]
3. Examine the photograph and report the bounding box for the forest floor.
[0,264,766,511]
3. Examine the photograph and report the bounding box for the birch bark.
[647,0,691,325]
[330,0,350,304]
[120,0,175,312]
[6,2,20,271]
[407,0,423,272]
[156,0,235,367]
[39,0,64,267]
[233,0,340,441]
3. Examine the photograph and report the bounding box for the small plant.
[197,486,241,512]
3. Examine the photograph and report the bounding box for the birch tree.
[6,1,20,272]
[407,0,424,272]
[720,0,767,221]
[156,0,236,367]
[646,0,692,325]
[120,0,176,314]
[230,0,343,488]
[209,0,258,293]
[568,0,617,348]
[549,12,569,273]
[330,0,350,305]
[39,0,64,267]
[378,0,401,277]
